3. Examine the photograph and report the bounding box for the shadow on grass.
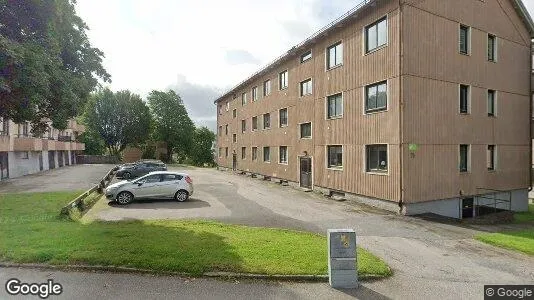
[0,218,244,276]
[107,198,211,210]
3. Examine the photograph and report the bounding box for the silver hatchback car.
[105,171,194,205]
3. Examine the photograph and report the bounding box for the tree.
[190,126,216,166]
[79,129,106,155]
[84,88,151,156]
[0,0,110,135]
[148,90,194,163]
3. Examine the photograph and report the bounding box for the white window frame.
[252,86,258,101]
[263,79,271,96]
[364,16,388,54]
[365,144,389,175]
[300,50,312,63]
[459,84,471,114]
[299,122,312,139]
[241,92,247,106]
[487,89,497,117]
[279,70,288,90]
[459,144,471,173]
[279,108,288,128]
[487,144,497,171]
[325,92,344,120]
[252,116,258,132]
[326,145,343,170]
[487,33,498,62]
[279,146,288,165]
[300,78,313,97]
[326,41,343,70]
[263,113,271,129]
[364,80,388,114]
[459,24,471,55]
[263,146,271,163]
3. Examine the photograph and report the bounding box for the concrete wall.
[8,151,41,178]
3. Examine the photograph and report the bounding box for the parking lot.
[2,164,533,299]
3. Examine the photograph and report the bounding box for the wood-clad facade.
[215,0,534,217]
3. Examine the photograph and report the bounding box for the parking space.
[0,164,114,193]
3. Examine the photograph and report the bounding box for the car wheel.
[123,172,131,179]
[116,191,134,205]
[175,190,189,202]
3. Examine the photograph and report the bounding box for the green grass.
[0,192,391,277]
[476,230,534,256]
[514,203,534,223]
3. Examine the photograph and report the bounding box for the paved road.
[0,268,385,300]
[0,164,113,193]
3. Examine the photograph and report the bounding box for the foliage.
[79,129,106,155]
[83,88,151,156]
[0,192,391,277]
[147,90,194,163]
[190,126,216,166]
[0,0,110,135]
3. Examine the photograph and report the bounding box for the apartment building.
[0,118,86,180]
[215,0,534,218]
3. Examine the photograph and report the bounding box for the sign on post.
[327,229,358,288]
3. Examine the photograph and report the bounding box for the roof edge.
[513,0,534,37]
[213,0,377,104]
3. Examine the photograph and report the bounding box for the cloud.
[224,49,261,65]
[282,20,313,40]
[167,75,222,132]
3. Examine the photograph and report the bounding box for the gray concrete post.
[327,229,358,288]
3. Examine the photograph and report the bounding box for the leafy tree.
[79,129,106,155]
[148,90,194,163]
[190,127,216,166]
[84,88,151,156]
[0,0,110,135]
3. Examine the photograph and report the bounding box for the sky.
[76,0,534,131]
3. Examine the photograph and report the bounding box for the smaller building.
[0,118,86,180]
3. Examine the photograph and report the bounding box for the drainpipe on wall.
[529,40,533,192]
[398,0,404,214]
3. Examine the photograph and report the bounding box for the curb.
[0,263,385,282]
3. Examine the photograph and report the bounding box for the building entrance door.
[38,152,43,171]
[300,157,312,188]
[232,154,237,171]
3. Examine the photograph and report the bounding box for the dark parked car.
[115,160,167,179]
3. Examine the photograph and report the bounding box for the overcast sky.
[76,0,534,131]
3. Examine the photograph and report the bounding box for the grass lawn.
[476,230,534,256]
[514,203,534,223]
[476,204,534,255]
[0,191,391,277]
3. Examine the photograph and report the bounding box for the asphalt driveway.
[83,166,534,300]
[0,164,114,193]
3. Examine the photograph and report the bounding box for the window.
[279,108,288,127]
[142,174,162,184]
[263,80,271,96]
[252,116,258,131]
[327,42,343,69]
[1,118,9,136]
[241,92,247,106]
[252,147,258,161]
[459,144,469,172]
[327,93,343,119]
[232,134,237,143]
[162,174,183,181]
[488,90,496,116]
[279,146,288,164]
[263,113,271,129]
[487,34,496,62]
[365,17,387,53]
[365,81,387,113]
[300,79,312,96]
[300,122,311,139]
[218,126,222,136]
[366,145,388,172]
[459,25,470,55]
[226,102,230,111]
[218,148,222,158]
[225,125,228,135]
[241,120,246,133]
[252,86,258,101]
[300,50,312,63]
[225,147,229,157]
[233,109,237,118]
[263,147,270,162]
[218,105,222,115]
[241,147,246,160]
[487,145,496,171]
[327,145,343,169]
[279,70,288,90]
[460,85,470,114]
